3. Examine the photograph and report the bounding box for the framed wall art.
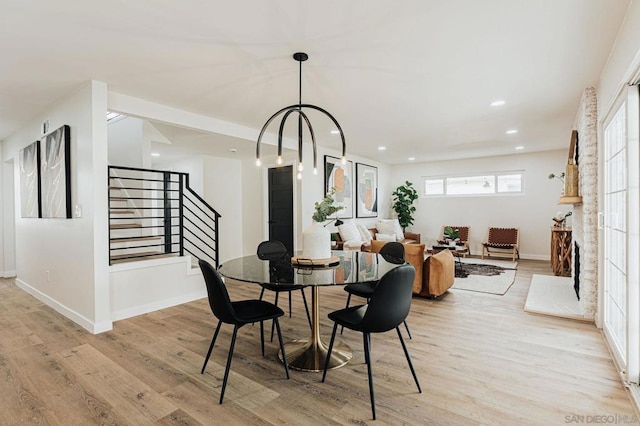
[356,162,378,218]
[40,125,71,218]
[19,140,41,218]
[324,155,353,218]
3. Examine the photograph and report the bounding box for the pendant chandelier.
[255,52,346,179]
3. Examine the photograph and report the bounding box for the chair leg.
[273,318,290,379]
[259,287,265,300]
[403,320,412,340]
[201,321,222,374]
[288,291,292,318]
[300,288,312,329]
[219,325,239,404]
[270,292,280,342]
[321,322,339,382]
[396,326,421,393]
[340,293,352,335]
[363,332,376,420]
[260,320,265,357]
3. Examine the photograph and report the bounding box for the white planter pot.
[302,221,331,259]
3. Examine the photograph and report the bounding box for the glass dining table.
[218,250,402,372]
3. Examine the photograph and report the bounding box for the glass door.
[602,85,640,385]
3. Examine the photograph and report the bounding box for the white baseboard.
[110,289,207,322]
[15,278,113,334]
[1,270,17,278]
[520,253,551,261]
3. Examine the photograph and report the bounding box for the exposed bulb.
[277,156,283,165]
[255,158,261,167]
[341,156,347,165]
[298,163,304,172]
[313,167,318,175]
[296,172,302,180]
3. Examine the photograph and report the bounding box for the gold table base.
[278,286,352,372]
[279,339,351,372]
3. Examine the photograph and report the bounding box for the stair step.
[110,252,178,265]
[110,236,162,243]
[110,223,142,229]
[110,210,135,215]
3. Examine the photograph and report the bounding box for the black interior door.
[268,166,294,254]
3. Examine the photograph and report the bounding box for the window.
[423,171,524,196]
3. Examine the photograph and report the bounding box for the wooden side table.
[551,228,572,276]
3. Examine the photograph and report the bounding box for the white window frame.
[422,171,525,197]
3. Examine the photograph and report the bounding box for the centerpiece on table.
[443,226,460,246]
[302,188,344,260]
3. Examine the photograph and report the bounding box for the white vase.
[302,221,331,259]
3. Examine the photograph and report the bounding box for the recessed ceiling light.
[229,148,237,153]
[151,152,160,157]
[408,157,415,161]
[378,146,386,151]
[330,130,340,134]
[515,146,524,150]
[490,100,505,106]
[506,129,518,134]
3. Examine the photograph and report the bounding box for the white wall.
[203,156,243,263]
[242,158,264,256]
[598,0,640,117]
[108,117,146,167]
[1,81,110,332]
[389,149,569,259]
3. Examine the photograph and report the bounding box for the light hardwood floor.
[0,259,636,425]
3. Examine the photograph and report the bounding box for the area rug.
[451,258,517,295]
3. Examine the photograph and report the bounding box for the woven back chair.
[481,227,519,262]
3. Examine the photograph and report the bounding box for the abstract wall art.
[324,155,353,218]
[356,162,378,218]
[19,140,41,218]
[40,125,71,218]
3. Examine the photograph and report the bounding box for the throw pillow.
[338,222,360,243]
[356,224,373,243]
[376,219,404,241]
[375,233,396,242]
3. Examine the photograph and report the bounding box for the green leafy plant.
[444,226,459,240]
[391,181,419,231]
[312,187,344,222]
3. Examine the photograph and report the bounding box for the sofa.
[333,219,421,251]
[370,240,455,298]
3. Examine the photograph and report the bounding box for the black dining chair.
[341,242,412,339]
[322,263,422,420]
[257,241,312,339]
[198,259,290,404]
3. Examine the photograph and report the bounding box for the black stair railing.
[108,166,221,267]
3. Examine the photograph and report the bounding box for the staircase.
[108,166,220,267]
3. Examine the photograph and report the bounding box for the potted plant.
[443,226,459,245]
[303,188,344,259]
[391,181,419,231]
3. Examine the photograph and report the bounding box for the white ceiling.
[0,0,631,164]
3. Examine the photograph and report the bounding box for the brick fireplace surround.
[571,87,598,321]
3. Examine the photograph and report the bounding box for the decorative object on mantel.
[548,171,565,194]
[302,188,344,260]
[559,130,582,205]
[552,211,572,228]
[254,52,346,180]
[391,181,419,232]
